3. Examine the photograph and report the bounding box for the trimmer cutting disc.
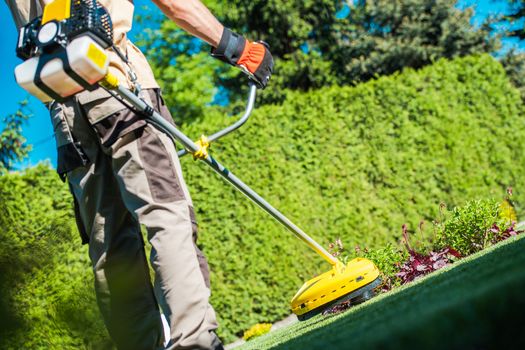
[291,257,381,320]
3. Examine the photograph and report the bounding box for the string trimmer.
[13,0,381,320]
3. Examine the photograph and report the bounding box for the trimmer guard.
[291,257,380,317]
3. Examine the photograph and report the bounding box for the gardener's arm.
[151,0,223,46]
[151,0,274,88]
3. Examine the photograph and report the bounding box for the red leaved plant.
[491,221,523,243]
[396,224,461,284]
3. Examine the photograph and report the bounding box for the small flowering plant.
[327,238,345,260]
[243,323,272,341]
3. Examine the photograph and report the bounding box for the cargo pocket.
[50,102,90,180]
[84,88,158,148]
[91,108,147,148]
[136,126,185,203]
[76,88,124,125]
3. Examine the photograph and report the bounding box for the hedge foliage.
[180,55,525,341]
[0,55,524,346]
[0,165,112,349]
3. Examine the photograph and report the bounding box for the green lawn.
[240,235,525,349]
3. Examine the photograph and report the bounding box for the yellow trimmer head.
[291,257,381,320]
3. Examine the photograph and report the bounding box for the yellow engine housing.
[42,0,72,24]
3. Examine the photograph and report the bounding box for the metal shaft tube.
[110,82,338,266]
[202,155,338,265]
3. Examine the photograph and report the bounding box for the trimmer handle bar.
[177,82,257,158]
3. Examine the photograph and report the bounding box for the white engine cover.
[15,35,110,103]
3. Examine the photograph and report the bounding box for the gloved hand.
[211,28,274,89]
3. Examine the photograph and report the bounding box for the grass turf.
[239,235,525,349]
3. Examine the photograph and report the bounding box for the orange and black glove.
[211,28,274,89]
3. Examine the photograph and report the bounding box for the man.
[5,0,273,349]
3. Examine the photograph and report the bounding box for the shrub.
[354,244,407,291]
[0,165,111,349]
[436,199,514,256]
[327,238,406,290]
[325,194,520,316]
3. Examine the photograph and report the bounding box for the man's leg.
[54,100,165,350]
[93,91,221,350]
[69,162,165,350]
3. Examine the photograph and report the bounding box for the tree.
[207,0,496,87]
[138,0,499,114]
[204,0,340,58]
[500,0,525,40]
[501,51,525,101]
[202,0,346,101]
[326,0,497,85]
[0,101,31,174]
[494,1,525,102]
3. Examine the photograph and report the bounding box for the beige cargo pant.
[50,88,221,350]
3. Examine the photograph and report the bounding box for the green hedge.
[1,55,524,346]
[0,165,112,349]
[180,55,525,341]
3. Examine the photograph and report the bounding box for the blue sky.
[0,0,522,169]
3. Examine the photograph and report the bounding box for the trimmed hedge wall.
[0,55,524,346]
[0,165,112,349]
[181,55,525,341]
